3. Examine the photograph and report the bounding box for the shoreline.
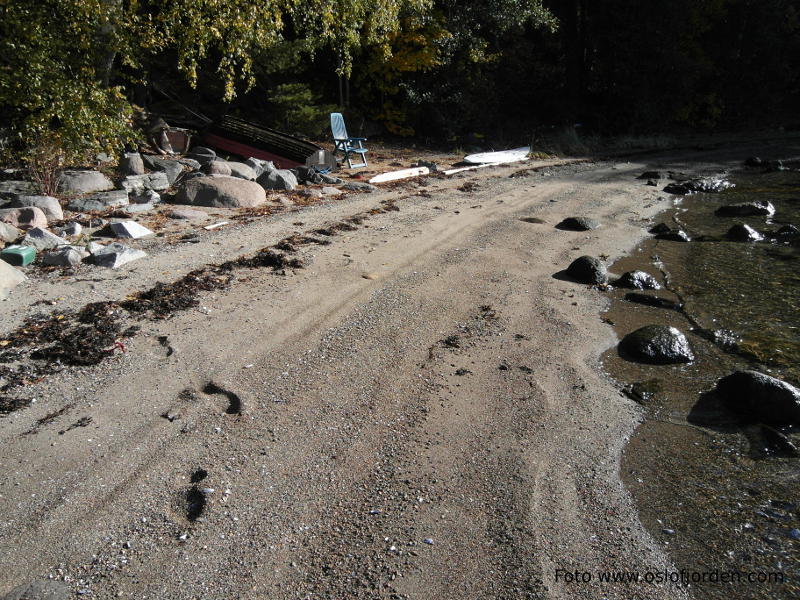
[0,144,790,599]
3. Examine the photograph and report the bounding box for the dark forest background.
[2,0,799,162]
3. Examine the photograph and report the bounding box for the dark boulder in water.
[777,224,799,236]
[649,223,672,234]
[715,200,775,217]
[619,325,694,364]
[663,182,690,195]
[565,255,607,285]
[713,371,800,424]
[664,177,734,195]
[556,216,600,231]
[726,223,763,242]
[637,171,662,180]
[656,229,691,242]
[616,270,661,290]
[744,156,763,167]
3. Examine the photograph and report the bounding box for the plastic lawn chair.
[330,113,368,168]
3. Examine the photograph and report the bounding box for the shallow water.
[602,167,800,600]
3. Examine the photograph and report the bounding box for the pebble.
[662,528,675,535]
[788,528,800,540]
[423,537,434,545]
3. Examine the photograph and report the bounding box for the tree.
[0,0,431,162]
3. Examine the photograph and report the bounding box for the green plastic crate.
[1,244,36,266]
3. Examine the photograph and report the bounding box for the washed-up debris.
[204,221,229,230]
[1,244,36,266]
[369,167,429,184]
[121,269,233,318]
[22,227,69,251]
[92,242,147,268]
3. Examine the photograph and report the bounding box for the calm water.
[602,166,800,600]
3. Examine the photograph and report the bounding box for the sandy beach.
[0,148,760,599]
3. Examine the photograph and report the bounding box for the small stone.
[168,208,209,220]
[619,325,694,364]
[42,245,89,267]
[423,538,434,545]
[726,223,763,242]
[655,229,691,242]
[120,152,145,176]
[22,227,69,251]
[662,529,675,535]
[565,255,607,285]
[557,217,600,231]
[788,529,800,540]
[616,271,661,290]
[341,181,378,192]
[92,242,146,268]
[0,221,21,243]
[321,186,343,196]
[107,221,154,239]
[55,222,82,238]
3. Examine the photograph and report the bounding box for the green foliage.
[268,83,337,138]
[0,0,431,162]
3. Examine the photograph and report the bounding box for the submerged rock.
[616,270,661,290]
[777,224,799,236]
[557,217,600,231]
[715,200,775,217]
[713,371,800,424]
[655,229,691,242]
[637,171,662,180]
[619,325,694,364]
[726,223,763,242]
[664,177,734,195]
[565,255,607,285]
[649,223,672,235]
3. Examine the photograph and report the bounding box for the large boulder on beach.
[58,169,114,194]
[0,206,48,230]
[0,259,27,299]
[557,217,600,231]
[0,221,21,242]
[142,155,185,184]
[713,371,800,424]
[7,195,63,221]
[565,256,607,285]
[715,201,775,217]
[175,175,267,208]
[67,190,129,212]
[257,169,298,191]
[619,325,694,364]
[202,160,232,176]
[22,227,69,251]
[119,152,145,176]
[0,180,37,199]
[616,270,661,290]
[726,223,763,242]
